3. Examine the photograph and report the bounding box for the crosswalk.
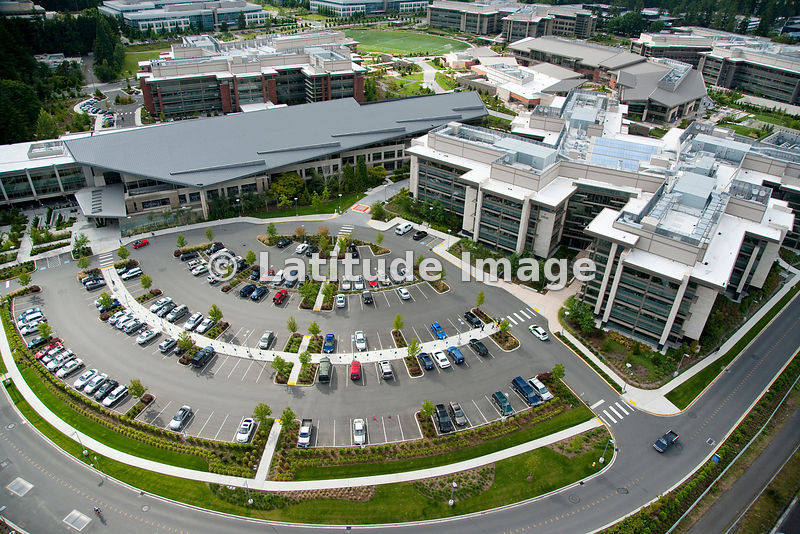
[596,400,631,425]
[337,224,354,239]
[98,252,115,268]
[501,307,537,326]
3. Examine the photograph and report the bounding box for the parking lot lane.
[375,330,384,350]
[196,411,216,437]
[381,416,388,443]
[471,399,488,424]
[254,361,269,383]
[212,413,230,441]
[148,400,173,429]
[382,292,391,307]
[226,358,241,380]
[211,354,230,376]
[413,283,429,300]
[240,360,255,381]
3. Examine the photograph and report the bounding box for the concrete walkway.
[254,420,282,482]
[286,336,310,385]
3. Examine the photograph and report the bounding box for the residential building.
[612,58,707,123]
[137,33,365,118]
[509,36,645,83]
[408,89,795,348]
[309,0,427,17]
[698,41,800,104]
[0,93,487,224]
[99,0,267,32]
[630,33,716,68]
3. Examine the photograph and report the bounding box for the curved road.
[0,215,798,533]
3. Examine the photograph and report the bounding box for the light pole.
[294,197,298,217]
[429,205,433,227]
[236,197,242,218]
[338,193,342,214]
[673,352,689,377]
[448,481,457,506]
[622,362,632,393]
[72,431,88,458]
[599,438,613,464]
[243,479,254,505]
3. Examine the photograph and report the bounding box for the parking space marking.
[213,355,230,375]
[240,360,255,381]
[332,419,336,446]
[382,292,391,307]
[446,317,463,334]
[414,284,429,300]
[381,417,388,443]
[255,362,268,383]
[397,415,405,441]
[411,326,423,344]
[376,330,384,350]
[151,401,173,427]
[213,413,230,440]
[197,411,215,436]
[519,310,531,320]
[472,400,488,424]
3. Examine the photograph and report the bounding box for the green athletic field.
[344,30,470,55]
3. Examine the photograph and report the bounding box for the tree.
[220,21,229,32]
[499,318,510,333]
[407,338,421,360]
[246,250,256,265]
[311,192,322,212]
[376,231,384,246]
[306,321,321,336]
[73,233,90,256]
[35,109,60,140]
[322,282,335,303]
[117,245,129,260]
[237,11,246,29]
[476,290,485,309]
[552,363,565,380]
[321,185,330,201]
[140,274,152,290]
[281,406,297,430]
[296,226,305,239]
[272,355,289,375]
[338,237,347,251]
[253,403,272,428]
[355,155,368,191]
[298,350,311,367]
[371,202,386,221]
[420,399,435,418]
[128,379,146,398]
[208,304,223,323]
[267,223,277,237]
[176,234,186,248]
[17,271,31,287]
[393,314,404,331]
[97,292,114,309]
[416,254,424,267]
[287,315,297,333]
[299,281,317,303]
[37,322,52,338]
[205,227,214,242]
[177,331,194,351]
[77,257,90,270]
[271,173,305,201]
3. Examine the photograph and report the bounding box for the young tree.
[128,379,147,398]
[393,314,404,331]
[246,250,256,265]
[476,290,485,309]
[272,355,289,375]
[253,403,272,428]
[281,406,297,430]
[337,237,347,251]
[17,271,31,287]
[299,281,318,303]
[308,321,321,336]
[140,274,152,290]
[38,322,52,338]
[407,338,421,361]
[416,253,424,267]
[552,363,565,380]
[267,222,277,237]
[177,331,194,351]
[298,350,311,368]
[73,232,90,255]
[322,282,335,303]
[117,245,129,260]
[287,315,297,333]
[77,256,90,270]
[311,192,322,212]
[176,234,186,248]
[97,292,114,309]
[420,399,435,418]
[376,231,384,246]
[295,226,305,239]
[205,227,214,242]
[499,318,510,334]
[208,304,223,323]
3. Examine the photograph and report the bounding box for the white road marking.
[397,414,404,441]
[507,316,518,325]
[213,413,230,440]
[519,310,531,320]
[609,404,624,420]
[152,401,173,427]
[255,362,268,383]
[602,409,617,424]
[513,312,524,322]
[241,360,255,381]
[615,402,630,415]
[197,411,215,436]
[472,399,488,423]
[226,358,241,379]
[590,399,605,409]
[381,417,388,443]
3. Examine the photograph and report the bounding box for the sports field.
[344,30,470,55]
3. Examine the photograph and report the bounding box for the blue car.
[250,286,269,301]
[447,346,465,364]
[430,322,446,340]
[418,352,434,370]
[322,333,336,354]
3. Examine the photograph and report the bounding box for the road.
[0,213,799,532]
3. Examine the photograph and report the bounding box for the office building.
[474,62,584,109]
[137,33,365,118]
[309,0,427,17]
[0,0,45,17]
[0,93,487,224]
[630,33,716,68]
[99,0,267,32]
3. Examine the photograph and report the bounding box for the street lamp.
[429,205,433,227]
[243,479,254,505]
[235,197,243,218]
[448,481,457,506]
[72,431,88,458]
[599,438,613,464]
[673,353,690,377]
[338,193,342,214]
[622,362,632,393]
[294,197,298,217]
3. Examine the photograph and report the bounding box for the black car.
[468,338,489,357]
[180,251,199,262]
[239,284,257,298]
[284,278,298,289]
[80,274,103,285]
[362,291,373,305]
[156,302,177,318]
[250,286,269,301]
[249,266,260,281]
[464,311,483,329]
[435,403,454,433]
[305,245,319,257]
[93,379,119,401]
[276,238,292,248]
[27,336,47,349]
[85,279,106,291]
[418,352,434,370]
[172,344,187,357]
[347,243,359,259]
[235,258,247,273]
[412,230,428,241]
[206,242,224,255]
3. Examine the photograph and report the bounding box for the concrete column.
[748,241,778,288]
[24,169,38,200]
[659,270,691,347]
[736,245,760,294]
[515,199,532,254]
[0,176,9,201]
[602,249,629,324]
[593,242,618,315]
[199,188,209,219]
[53,165,64,193]
[473,188,484,238]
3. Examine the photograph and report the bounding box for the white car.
[397,287,411,300]
[528,377,554,401]
[528,325,549,341]
[295,243,309,254]
[183,313,203,331]
[17,307,41,322]
[19,321,44,336]
[191,264,208,276]
[149,297,173,313]
[354,277,365,291]
[107,310,127,325]
[46,350,74,372]
[336,294,346,308]
[83,373,108,395]
[116,315,136,331]
[354,331,366,351]
[352,418,367,446]
[121,267,142,280]
[236,418,256,443]
[434,351,451,369]
[102,385,128,408]
[257,331,274,350]
[340,279,352,291]
[57,358,84,379]
[73,368,98,390]
[169,405,193,431]
[195,318,215,334]
[187,259,203,268]
[136,329,159,345]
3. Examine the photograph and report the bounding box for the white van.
[271,269,284,287]
[395,223,413,235]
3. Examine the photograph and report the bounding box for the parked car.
[56,358,84,379]
[166,304,188,323]
[447,346,465,364]
[158,337,177,353]
[347,243,359,259]
[206,242,224,255]
[362,291,373,305]
[123,319,144,334]
[20,321,44,336]
[284,278,298,289]
[17,307,41,322]
[235,418,256,443]
[352,418,367,445]
[464,311,482,329]
[85,279,106,291]
[340,278,352,291]
[115,315,136,331]
[186,259,203,268]
[169,405,193,431]
[249,266,260,281]
[448,402,468,427]
[511,376,541,406]
[305,245,319,257]
[73,368,98,390]
[132,239,149,249]
[295,243,309,254]
[350,360,361,380]
[239,284,257,298]
[156,302,177,318]
[191,264,208,276]
[121,267,142,280]
[354,277,364,291]
[46,350,75,372]
[136,329,159,345]
[80,274,102,285]
[528,325,549,341]
[257,331,275,350]
[149,297,173,314]
[354,331,366,351]
[179,251,198,261]
[34,342,60,360]
[367,277,378,289]
[412,230,428,241]
[379,360,393,380]
[272,289,288,305]
[469,338,490,357]
[430,322,447,340]
[492,391,514,416]
[94,379,119,401]
[418,352,434,370]
[83,373,108,395]
[102,385,128,408]
[183,313,203,331]
[434,351,450,369]
[397,287,411,300]
[323,334,336,354]
[191,346,215,368]
[394,223,412,235]
[275,238,292,248]
[250,286,269,301]
[318,357,332,383]
[435,403,454,433]
[336,294,347,308]
[107,311,128,326]
[27,336,47,349]
[528,376,554,401]
[195,318,215,334]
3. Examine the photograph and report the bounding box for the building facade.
[99,0,267,32]
[630,33,715,68]
[309,0,427,16]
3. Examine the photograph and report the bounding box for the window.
[141,198,171,209]
[178,194,187,204]
[227,186,239,198]
[188,192,201,202]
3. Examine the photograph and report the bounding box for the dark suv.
[464,311,483,329]
[206,242,224,255]
[362,291,373,305]
[435,403,454,433]
[239,284,257,298]
[179,251,198,261]
[469,338,489,357]
[276,238,292,248]
[511,376,541,406]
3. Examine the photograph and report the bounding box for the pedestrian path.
[254,420,282,482]
[312,281,328,311]
[337,224,354,239]
[286,337,310,385]
[502,307,540,327]
[597,400,631,426]
[98,252,115,268]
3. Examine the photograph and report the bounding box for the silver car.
[169,405,192,431]
[83,373,108,395]
[183,313,203,331]
[73,368,98,389]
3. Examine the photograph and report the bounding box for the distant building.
[99,0,267,32]
[475,62,584,109]
[34,53,83,69]
[630,33,716,68]
[309,0,428,17]
[137,33,366,118]
[0,0,45,17]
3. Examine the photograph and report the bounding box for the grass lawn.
[292,405,593,480]
[435,72,458,91]
[666,283,800,409]
[344,30,470,55]
[122,50,166,77]
[250,192,365,219]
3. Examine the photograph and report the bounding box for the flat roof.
[530,176,576,207]
[624,248,690,282]
[64,93,487,188]
[585,207,640,246]
[511,37,645,69]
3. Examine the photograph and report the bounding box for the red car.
[132,239,149,249]
[272,289,288,304]
[34,342,60,360]
[367,278,378,288]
